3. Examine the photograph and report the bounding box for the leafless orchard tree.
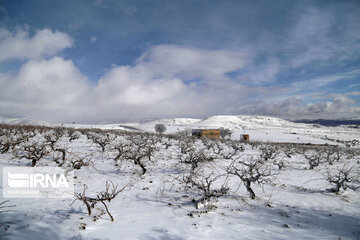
[67,129,81,142]
[179,147,215,176]
[73,181,127,221]
[259,145,279,161]
[43,129,69,166]
[111,141,131,167]
[208,140,224,155]
[144,133,162,145]
[0,132,12,154]
[323,146,340,165]
[67,153,93,170]
[115,135,157,175]
[13,141,49,167]
[18,127,36,141]
[273,159,286,170]
[282,144,297,158]
[304,148,323,169]
[50,146,69,167]
[177,138,195,154]
[43,129,64,149]
[200,139,232,158]
[182,171,229,210]
[161,138,173,150]
[219,140,244,160]
[0,130,30,154]
[227,157,273,199]
[123,146,155,175]
[325,163,359,194]
[88,132,115,152]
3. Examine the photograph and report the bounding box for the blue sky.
[0,0,359,123]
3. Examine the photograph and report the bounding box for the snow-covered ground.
[0,115,359,239]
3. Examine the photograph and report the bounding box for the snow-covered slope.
[0,115,320,130]
[0,116,49,126]
[120,115,359,145]
[193,115,311,129]
[120,115,313,132]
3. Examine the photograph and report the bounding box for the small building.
[240,134,250,143]
[192,129,221,139]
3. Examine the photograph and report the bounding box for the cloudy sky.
[0,0,359,123]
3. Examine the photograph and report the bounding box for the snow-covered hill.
[0,116,49,126]
[119,115,348,145]
[0,115,326,130]
[121,115,312,131]
[190,115,311,129]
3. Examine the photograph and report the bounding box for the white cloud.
[285,7,360,68]
[0,44,253,122]
[137,45,249,80]
[289,70,360,93]
[246,57,281,84]
[0,57,90,122]
[237,94,360,120]
[0,34,358,122]
[94,45,250,108]
[0,27,73,62]
[95,65,186,106]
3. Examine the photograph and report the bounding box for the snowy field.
[0,115,359,240]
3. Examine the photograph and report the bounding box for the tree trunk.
[244,179,255,199]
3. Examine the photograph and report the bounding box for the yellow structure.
[192,129,221,139]
[201,129,221,139]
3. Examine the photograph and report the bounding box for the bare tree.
[114,135,157,175]
[259,145,279,161]
[73,181,127,221]
[323,146,340,165]
[220,140,244,159]
[273,159,286,170]
[67,153,93,170]
[177,138,195,154]
[111,141,131,167]
[282,144,296,158]
[227,157,272,199]
[51,146,68,167]
[122,145,154,175]
[325,163,358,194]
[89,133,114,152]
[43,129,69,166]
[14,141,49,167]
[179,148,214,175]
[220,128,232,139]
[0,133,12,154]
[162,138,173,149]
[67,129,81,142]
[182,171,229,210]
[0,130,28,154]
[304,148,323,169]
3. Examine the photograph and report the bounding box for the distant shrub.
[155,124,166,134]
